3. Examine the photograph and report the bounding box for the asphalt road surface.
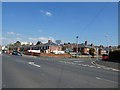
[2,54,119,88]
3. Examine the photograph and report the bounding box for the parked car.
[12,51,22,56]
[102,54,109,60]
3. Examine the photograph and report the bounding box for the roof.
[77,44,93,48]
[44,42,58,46]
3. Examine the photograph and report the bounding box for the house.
[62,41,94,55]
[19,40,62,54]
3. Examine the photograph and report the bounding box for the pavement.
[2,54,119,88]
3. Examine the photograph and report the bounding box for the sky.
[2,2,118,46]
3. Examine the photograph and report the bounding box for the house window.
[46,46,49,49]
[39,47,41,49]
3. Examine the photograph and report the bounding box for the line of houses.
[2,40,114,56]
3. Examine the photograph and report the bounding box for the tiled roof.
[44,42,58,46]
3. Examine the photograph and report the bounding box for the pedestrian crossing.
[58,60,119,72]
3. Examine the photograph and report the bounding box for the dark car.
[12,51,22,56]
[102,54,109,60]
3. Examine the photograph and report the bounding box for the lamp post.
[105,35,109,54]
[76,36,79,57]
[96,47,99,60]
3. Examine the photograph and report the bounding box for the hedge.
[109,50,120,63]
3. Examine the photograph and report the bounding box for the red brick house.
[19,40,62,54]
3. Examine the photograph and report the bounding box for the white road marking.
[102,67,110,70]
[88,65,96,68]
[59,61,119,72]
[28,62,40,68]
[83,64,87,66]
[78,64,82,65]
[63,61,66,63]
[71,62,76,64]
[91,61,120,72]
[97,67,101,68]
[73,61,83,63]
[67,62,72,64]
[111,69,119,72]
[96,77,101,79]
[96,77,118,84]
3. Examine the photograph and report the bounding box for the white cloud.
[40,10,53,16]
[0,37,6,40]
[16,33,21,36]
[7,32,15,35]
[45,11,52,16]
[16,37,22,40]
[7,32,22,36]
[28,37,37,41]
[1,36,23,45]
[28,37,55,43]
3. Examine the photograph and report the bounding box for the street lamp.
[96,47,99,60]
[76,36,79,57]
[105,35,109,54]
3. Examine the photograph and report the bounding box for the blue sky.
[2,2,118,46]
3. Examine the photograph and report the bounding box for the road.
[2,54,119,88]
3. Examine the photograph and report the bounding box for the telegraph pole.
[76,36,79,57]
[105,35,109,54]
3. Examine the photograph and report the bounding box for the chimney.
[85,41,87,45]
[91,43,94,47]
[48,40,52,43]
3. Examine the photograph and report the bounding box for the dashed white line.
[73,61,83,63]
[71,62,76,65]
[102,67,110,70]
[96,77,118,84]
[59,61,120,72]
[82,64,87,66]
[111,69,119,72]
[97,67,101,68]
[78,64,82,65]
[91,61,120,72]
[88,65,96,68]
[96,77,101,79]
[28,62,40,68]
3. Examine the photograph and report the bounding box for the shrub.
[109,50,120,62]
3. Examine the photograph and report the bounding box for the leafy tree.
[7,44,14,50]
[68,42,70,44]
[89,48,95,56]
[118,45,120,48]
[14,41,21,47]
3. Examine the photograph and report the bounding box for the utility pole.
[76,36,79,57]
[105,35,109,54]
[96,47,98,60]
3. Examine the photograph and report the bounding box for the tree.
[118,45,120,48]
[68,42,70,44]
[7,44,14,50]
[89,48,95,56]
[14,41,21,47]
